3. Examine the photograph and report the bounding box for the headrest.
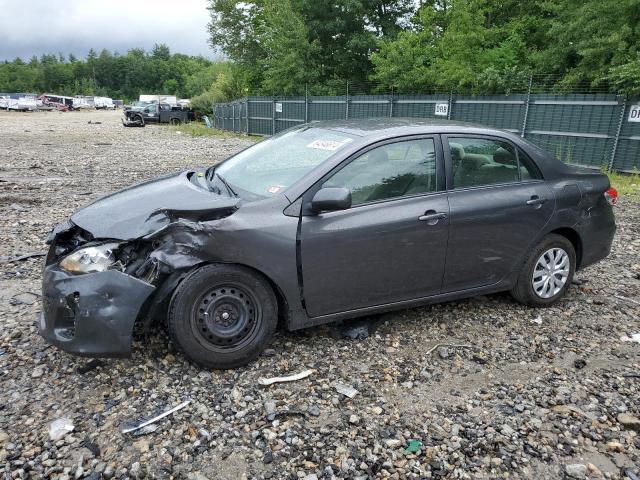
[494,147,515,165]
[462,153,490,169]
[449,143,465,162]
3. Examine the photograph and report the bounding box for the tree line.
[1,0,638,113]
[208,0,640,96]
[0,44,236,112]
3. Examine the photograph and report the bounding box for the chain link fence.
[213,78,640,172]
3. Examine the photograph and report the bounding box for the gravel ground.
[0,110,638,480]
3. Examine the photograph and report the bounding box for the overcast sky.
[0,0,214,61]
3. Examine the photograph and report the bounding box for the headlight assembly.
[59,242,121,274]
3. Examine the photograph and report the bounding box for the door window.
[448,137,526,188]
[323,138,437,205]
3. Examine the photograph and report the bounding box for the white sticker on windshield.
[306,138,352,151]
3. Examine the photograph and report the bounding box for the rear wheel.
[168,264,277,369]
[510,234,575,307]
[170,118,181,125]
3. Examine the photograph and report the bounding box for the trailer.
[73,96,94,110]
[0,93,38,111]
[94,97,115,109]
[139,94,177,106]
[41,94,75,110]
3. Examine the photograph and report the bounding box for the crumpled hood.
[71,171,240,239]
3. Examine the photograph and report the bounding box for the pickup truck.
[122,102,192,127]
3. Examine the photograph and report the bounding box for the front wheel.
[168,264,278,369]
[170,118,181,125]
[510,234,576,307]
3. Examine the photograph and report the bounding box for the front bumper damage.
[39,267,155,356]
[39,181,242,357]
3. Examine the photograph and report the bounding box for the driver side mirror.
[311,187,352,213]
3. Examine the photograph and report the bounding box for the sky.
[0,0,214,61]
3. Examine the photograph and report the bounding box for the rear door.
[300,136,449,317]
[442,135,554,292]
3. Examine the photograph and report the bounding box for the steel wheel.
[532,247,570,299]
[190,283,261,352]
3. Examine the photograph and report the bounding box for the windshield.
[214,127,356,198]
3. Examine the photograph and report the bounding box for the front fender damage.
[42,206,237,356]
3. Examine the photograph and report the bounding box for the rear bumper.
[39,267,155,357]
[576,205,616,269]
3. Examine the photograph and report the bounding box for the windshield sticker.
[306,138,352,151]
[267,185,283,194]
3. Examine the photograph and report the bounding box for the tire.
[168,264,278,369]
[510,234,576,307]
[134,113,144,126]
[170,118,181,125]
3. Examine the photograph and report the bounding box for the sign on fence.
[628,104,640,122]
[275,102,283,113]
[435,103,449,116]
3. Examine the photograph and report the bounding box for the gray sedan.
[40,119,617,368]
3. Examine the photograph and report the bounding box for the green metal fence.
[213,92,640,172]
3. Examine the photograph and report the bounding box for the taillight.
[604,187,618,206]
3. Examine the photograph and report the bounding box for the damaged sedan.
[40,119,617,368]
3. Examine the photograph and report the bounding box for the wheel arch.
[548,227,583,269]
[149,260,291,330]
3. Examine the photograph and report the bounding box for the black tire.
[510,234,576,307]
[168,264,278,369]
[133,113,144,126]
[170,118,181,125]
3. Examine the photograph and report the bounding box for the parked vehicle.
[94,96,115,109]
[41,94,75,110]
[0,94,37,111]
[122,102,191,127]
[40,119,617,368]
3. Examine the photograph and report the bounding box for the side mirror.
[311,187,352,213]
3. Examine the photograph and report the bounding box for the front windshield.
[214,127,356,197]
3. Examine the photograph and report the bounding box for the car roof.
[311,117,512,139]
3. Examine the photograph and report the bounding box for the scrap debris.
[120,400,190,434]
[9,291,40,306]
[49,418,74,441]
[0,252,45,264]
[425,343,473,356]
[335,383,359,399]
[258,369,314,386]
[404,439,423,455]
[620,333,640,344]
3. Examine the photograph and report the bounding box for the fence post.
[345,81,350,120]
[305,85,309,123]
[521,74,533,138]
[232,103,236,132]
[272,97,276,135]
[447,91,453,120]
[389,86,394,117]
[608,97,627,172]
[245,98,249,135]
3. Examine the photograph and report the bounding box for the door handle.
[418,211,447,225]
[526,195,547,206]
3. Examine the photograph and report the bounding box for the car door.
[441,134,555,292]
[299,136,450,318]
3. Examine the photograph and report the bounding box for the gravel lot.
[0,110,638,480]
